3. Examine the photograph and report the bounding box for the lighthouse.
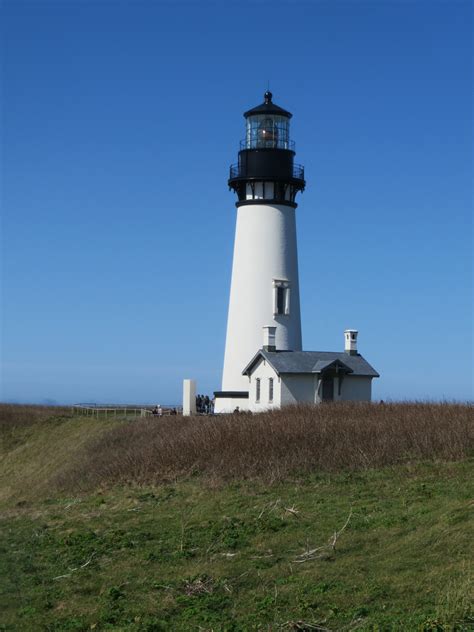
[214,92,306,413]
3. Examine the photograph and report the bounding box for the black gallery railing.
[240,138,296,151]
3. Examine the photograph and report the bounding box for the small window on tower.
[277,287,285,314]
[273,280,290,315]
[256,378,261,402]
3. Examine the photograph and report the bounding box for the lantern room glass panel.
[246,115,290,149]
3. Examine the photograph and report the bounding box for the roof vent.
[344,329,358,355]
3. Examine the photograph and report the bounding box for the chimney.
[344,329,358,355]
[263,326,277,352]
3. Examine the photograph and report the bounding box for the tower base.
[214,391,249,414]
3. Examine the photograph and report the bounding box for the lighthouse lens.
[257,118,278,147]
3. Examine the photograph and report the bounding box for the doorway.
[321,377,334,402]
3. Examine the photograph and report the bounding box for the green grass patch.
[1,461,473,630]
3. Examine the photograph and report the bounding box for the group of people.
[196,394,214,414]
[152,405,177,416]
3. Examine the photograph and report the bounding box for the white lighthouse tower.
[214,92,306,413]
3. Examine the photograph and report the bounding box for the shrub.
[54,402,473,490]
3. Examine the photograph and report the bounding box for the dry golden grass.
[52,402,473,491]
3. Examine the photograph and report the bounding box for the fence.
[71,405,180,418]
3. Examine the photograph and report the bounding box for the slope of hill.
[0,403,472,631]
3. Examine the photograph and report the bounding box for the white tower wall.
[221,202,302,394]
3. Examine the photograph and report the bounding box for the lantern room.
[244,91,292,150]
[228,91,305,203]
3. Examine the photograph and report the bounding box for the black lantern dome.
[243,91,292,119]
[229,92,305,207]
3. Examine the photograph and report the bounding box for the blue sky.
[1,0,472,404]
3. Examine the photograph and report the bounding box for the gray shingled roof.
[242,350,379,378]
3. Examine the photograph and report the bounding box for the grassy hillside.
[0,404,473,631]
[0,405,122,507]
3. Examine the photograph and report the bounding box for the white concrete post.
[183,379,197,416]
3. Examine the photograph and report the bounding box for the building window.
[256,378,261,402]
[269,378,274,402]
[273,280,290,315]
[276,287,285,314]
